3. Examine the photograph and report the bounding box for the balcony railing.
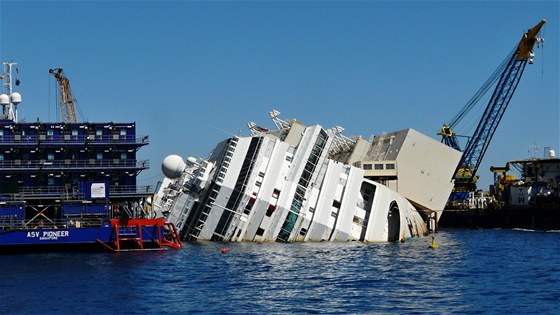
[0,159,149,170]
[0,134,149,145]
[0,184,153,201]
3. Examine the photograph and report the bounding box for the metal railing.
[0,159,149,170]
[0,185,153,201]
[0,134,149,145]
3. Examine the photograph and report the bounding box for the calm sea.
[0,228,558,314]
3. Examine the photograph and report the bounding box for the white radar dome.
[10,92,21,104]
[162,154,186,179]
[0,94,9,105]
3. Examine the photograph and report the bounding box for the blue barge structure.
[0,61,181,253]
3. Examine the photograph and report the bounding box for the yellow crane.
[49,67,78,123]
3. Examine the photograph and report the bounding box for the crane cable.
[540,26,545,81]
[48,71,51,121]
[448,46,516,129]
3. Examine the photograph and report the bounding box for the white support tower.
[269,109,291,130]
[247,121,270,136]
[328,126,357,157]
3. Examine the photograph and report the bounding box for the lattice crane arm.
[452,19,546,185]
[49,67,78,123]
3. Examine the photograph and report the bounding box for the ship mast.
[0,61,22,122]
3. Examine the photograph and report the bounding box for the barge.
[439,150,560,230]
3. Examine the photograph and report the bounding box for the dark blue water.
[1,228,558,314]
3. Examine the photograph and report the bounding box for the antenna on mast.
[0,61,22,122]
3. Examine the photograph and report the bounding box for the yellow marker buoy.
[429,236,439,249]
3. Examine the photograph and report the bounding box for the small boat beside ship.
[153,110,462,242]
[0,61,182,253]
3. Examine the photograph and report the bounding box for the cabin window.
[0,154,3,161]
[353,216,364,226]
[0,130,4,136]
[209,190,219,199]
[71,129,78,136]
[386,163,395,170]
[243,202,253,215]
[47,129,54,136]
[47,178,55,186]
[332,200,341,209]
[119,129,127,136]
[120,153,127,160]
[266,205,276,217]
[363,163,372,170]
[374,164,384,170]
[47,153,54,160]
[96,129,103,136]
[96,153,103,160]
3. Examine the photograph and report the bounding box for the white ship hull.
[153,111,460,242]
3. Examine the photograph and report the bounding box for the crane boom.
[451,19,546,186]
[49,68,78,123]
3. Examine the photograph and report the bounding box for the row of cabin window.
[362,163,396,170]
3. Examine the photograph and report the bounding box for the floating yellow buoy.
[429,236,439,249]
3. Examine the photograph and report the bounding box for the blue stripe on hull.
[0,227,113,245]
[0,226,163,246]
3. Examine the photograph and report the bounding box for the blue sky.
[1,0,558,190]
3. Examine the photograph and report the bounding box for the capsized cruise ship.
[152,110,462,242]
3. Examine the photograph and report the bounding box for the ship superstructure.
[0,61,181,252]
[153,110,461,242]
